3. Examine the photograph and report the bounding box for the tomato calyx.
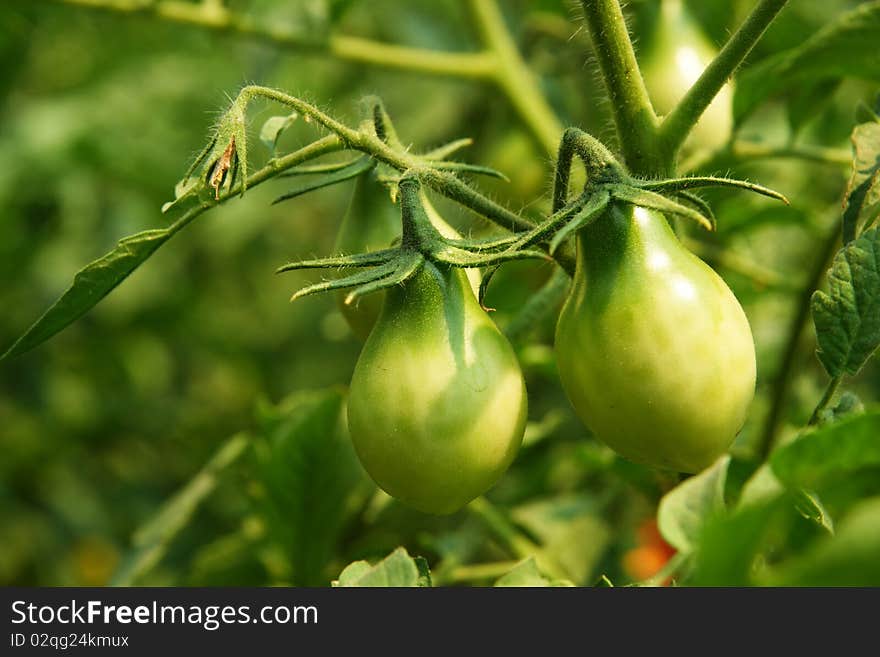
[504,128,789,257]
[276,171,549,305]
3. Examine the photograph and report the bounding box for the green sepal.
[343,253,425,305]
[276,248,399,273]
[609,185,714,231]
[289,262,397,302]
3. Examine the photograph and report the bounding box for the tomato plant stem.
[756,220,841,462]
[579,0,662,175]
[808,376,843,426]
[659,0,789,159]
[48,0,498,79]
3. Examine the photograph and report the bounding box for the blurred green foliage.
[1,0,878,586]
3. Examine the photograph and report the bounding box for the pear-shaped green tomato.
[555,203,756,473]
[640,0,732,154]
[347,262,527,514]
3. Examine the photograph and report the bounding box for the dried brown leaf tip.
[209,136,237,199]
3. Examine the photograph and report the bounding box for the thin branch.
[467,0,563,154]
[46,0,498,79]
[682,237,794,291]
[756,219,840,462]
[659,0,790,157]
[731,141,852,167]
[808,376,842,426]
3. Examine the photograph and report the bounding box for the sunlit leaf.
[843,122,880,243]
[333,547,430,587]
[657,455,729,553]
[494,557,574,587]
[259,113,298,153]
[811,228,880,377]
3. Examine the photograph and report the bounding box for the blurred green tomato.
[640,0,733,155]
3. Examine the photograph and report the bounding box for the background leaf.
[734,1,880,122]
[843,121,880,242]
[334,547,429,587]
[762,497,880,585]
[111,433,251,586]
[811,227,880,377]
[657,456,729,553]
[494,557,574,587]
[770,411,880,491]
[259,113,299,154]
[254,388,371,586]
[511,494,610,584]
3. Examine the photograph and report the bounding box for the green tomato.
[347,261,527,514]
[555,203,755,473]
[640,0,733,154]
[335,178,478,340]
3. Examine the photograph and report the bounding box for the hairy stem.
[579,0,662,175]
[659,0,789,157]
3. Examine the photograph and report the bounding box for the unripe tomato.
[555,203,755,473]
[347,261,527,514]
[640,0,733,154]
[335,179,478,340]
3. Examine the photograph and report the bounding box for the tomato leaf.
[111,433,252,586]
[1,228,175,361]
[770,411,880,491]
[511,495,610,584]
[761,497,880,586]
[333,547,431,587]
[843,122,880,243]
[811,228,880,377]
[690,497,789,586]
[734,1,880,122]
[254,389,371,586]
[657,455,729,553]
[259,113,298,154]
[494,557,574,587]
